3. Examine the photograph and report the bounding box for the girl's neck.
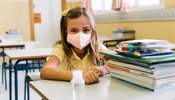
[72,47,87,60]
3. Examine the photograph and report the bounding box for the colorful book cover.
[118,51,175,58]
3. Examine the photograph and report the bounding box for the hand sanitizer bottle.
[71,70,85,100]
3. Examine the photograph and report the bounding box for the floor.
[0,57,41,100]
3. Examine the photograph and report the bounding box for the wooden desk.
[98,36,134,47]
[0,42,25,48]
[5,48,52,100]
[30,76,175,100]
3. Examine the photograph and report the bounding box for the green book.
[102,51,175,68]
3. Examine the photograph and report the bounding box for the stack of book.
[102,39,175,91]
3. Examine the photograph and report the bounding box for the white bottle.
[71,70,85,100]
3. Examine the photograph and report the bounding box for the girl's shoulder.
[51,43,65,61]
[54,43,63,47]
[54,43,64,51]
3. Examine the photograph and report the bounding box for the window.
[87,0,164,13]
[124,0,164,11]
[91,0,112,12]
[92,0,172,22]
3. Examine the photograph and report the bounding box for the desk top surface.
[30,76,175,100]
[5,48,52,60]
[0,41,25,47]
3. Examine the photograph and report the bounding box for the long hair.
[60,7,99,70]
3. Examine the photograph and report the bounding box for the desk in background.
[5,48,52,100]
[98,36,134,48]
[30,76,175,100]
[0,41,25,90]
[98,36,134,65]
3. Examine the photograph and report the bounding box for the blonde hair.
[60,7,99,70]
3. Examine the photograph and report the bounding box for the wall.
[66,0,83,9]
[33,0,61,44]
[50,0,62,43]
[165,0,175,8]
[97,21,175,43]
[0,0,31,40]
[96,0,175,43]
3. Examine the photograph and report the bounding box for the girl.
[40,7,110,84]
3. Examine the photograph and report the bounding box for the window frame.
[84,0,175,22]
[94,8,175,22]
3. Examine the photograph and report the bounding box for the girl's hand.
[88,66,102,76]
[83,71,99,84]
[88,66,110,76]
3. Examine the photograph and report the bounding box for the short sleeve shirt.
[51,41,110,71]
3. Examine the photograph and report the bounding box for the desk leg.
[4,62,7,90]
[9,60,12,100]
[1,48,7,90]
[14,60,20,100]
[1,48,5,84]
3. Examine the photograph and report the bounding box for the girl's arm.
[40,55,100,84]
[40,55,73,81]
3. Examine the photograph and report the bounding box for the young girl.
[40,7,110,84]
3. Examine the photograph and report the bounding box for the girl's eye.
[68,29,78,34]
[70,29,78,33]
[83,29,90,33]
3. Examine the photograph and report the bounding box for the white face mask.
[67,32,91,50]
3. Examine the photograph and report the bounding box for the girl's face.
[67,15,92,35]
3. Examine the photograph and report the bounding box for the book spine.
[110,68,155,84]
[108,64,154,78]
[108,59,175,79]
[110,57,150,68]
[111,73,154,90]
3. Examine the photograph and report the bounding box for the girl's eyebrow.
[68,27,78,29]
[83,26,90,29]
[69,26,90,29]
